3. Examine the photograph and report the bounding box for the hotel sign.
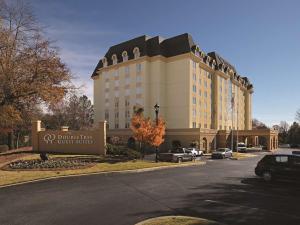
[32,121,107,156]
[43,134,94,145]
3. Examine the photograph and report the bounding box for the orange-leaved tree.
[147,118,166,148]
[131,106,166,159]
[130,107,152,158]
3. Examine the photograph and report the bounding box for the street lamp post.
[154,103,160,163]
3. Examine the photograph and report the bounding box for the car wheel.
[177,157,182,163]
[263,171,272,182]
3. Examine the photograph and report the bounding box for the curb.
[135,216,221,225]
[0,161,206,189]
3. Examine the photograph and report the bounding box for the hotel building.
[92,33,278,151]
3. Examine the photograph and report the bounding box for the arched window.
[122,51,128,62]
[102,57,107,67]
[133,47,140,59]
[112,54,117,65]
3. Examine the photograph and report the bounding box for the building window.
[125,110,130,117]
[105,110,109,120]
[136,75,142,82]
[204,80,207,88]
[136,63,142,73]
[105,82,109,89]
[199,78,201,85]
[192,61,196,69]
[193,73,196,81]
[102,57,107,67]
[192,108,196,117]
[112,54,117,65]
[114,70,119,78]
[192,122,196,128]
[136,87,142,94]
[133,47,140,59]
[204,124,207,128]
[115,123,119,129]
[115,112,119,119]
[125,76,130,85]
[199,90,201,96]
[136,98,142,105]
[204,91,207,97]
[122,51,128,62]
[192,97,196,104]
[125,122,130,128]
[125,89,130,96]
[114,98,119,108]
[192,85,197,93]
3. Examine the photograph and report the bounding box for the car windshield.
[238,144,246,147]
[216,149,226,152]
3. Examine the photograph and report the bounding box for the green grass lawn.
[0,154,204,187]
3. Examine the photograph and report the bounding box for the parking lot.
[0,149,299,225]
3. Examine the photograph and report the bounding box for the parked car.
[158,148,194,163]
[237,142,247,152]
[290,144,300,148]
[255,153,300,182]
[187,148,204,156]
[211,148,233,159]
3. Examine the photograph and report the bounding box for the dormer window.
[102,57,107,67]
[112,54,117,65]
[133,47,140,59]
[122,51,128,62]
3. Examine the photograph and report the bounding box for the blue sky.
[29,0,300,126]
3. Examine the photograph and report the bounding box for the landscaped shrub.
[0,145,9,153]
[106,144,141,159]
[190,140,199,148]
[125,148,141,159]
[172,140,181,148]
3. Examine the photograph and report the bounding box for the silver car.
[212,148,233,159]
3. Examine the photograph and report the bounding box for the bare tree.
[296,109,300,123]
[252,118,268,129]
[0,0,72,148]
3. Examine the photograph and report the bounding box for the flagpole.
[231,91,234,152]
[236,91,239,153]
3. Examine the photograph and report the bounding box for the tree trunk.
[139,141,144,160]
[7,131,15,150]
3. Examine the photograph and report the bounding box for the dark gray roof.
[91,33,196,77]
[91,33,253,89]
[207,51,237,73]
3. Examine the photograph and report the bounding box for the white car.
[187,148,204,156]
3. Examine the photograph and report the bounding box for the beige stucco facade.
[93,53,253,131]
[92,34,277,152]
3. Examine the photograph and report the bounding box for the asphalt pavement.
[0,150,299,225]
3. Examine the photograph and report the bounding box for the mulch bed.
[1,157,97,171]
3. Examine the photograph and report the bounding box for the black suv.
[255,153,300,182]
